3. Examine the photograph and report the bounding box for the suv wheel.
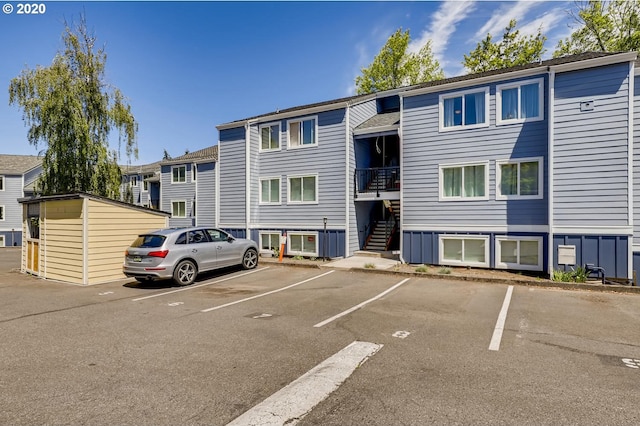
[242,249,258,270]
[173,260,197,286]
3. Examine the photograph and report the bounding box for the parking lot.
[1,247,639,425]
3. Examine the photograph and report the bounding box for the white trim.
[495,235,544,271]
[496,77,544,125]
[171,165,187,184]
[287,174,319,205]
[628,60,635,279]
[344,106,350,258]
[171,200,187,218]
[245,123,250,238]
[250,223,346,230]
[258,121,281,152]
[552,226,633,236]
[549,52,637,74]
[353,124,399,136]
[82,197,88,285]
[548,69,555,276]
[402,224,548,233]
[439,234,490,268]
[258,176,281,205]
[0,235,4,247]
[399,94,405,264]
[438,87,490,132]
[438,160,490,201]
[215,142,220,228]
[287,115,319,149]
[495,157,544,200]
[218,223,247,229]
[259,231,282,253]
[287,231,319,257]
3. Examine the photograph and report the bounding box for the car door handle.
[216,246,222,250]
[192,249,197,253]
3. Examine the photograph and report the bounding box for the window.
[171,201,186,218]
[130,176,138,187]
[288,232,318,256]
[260,177,280,204]
[439,88,489,131]
[496,236,543,271]
[142,173,154,192]
[172,166,186,183]
[206,229,229,242]
[188,229,208,244]
[0,205,4,221]
[260,232,281,252]
[288,175,317,204]
[260,123,280,151]
[192,164,197,182]
[496,157,543,200]
[439,235,489,267]
[439,162,488,200]
[0,176,4,191]
[496,78,544,124]
[288,117,317,148]
[0,235,4,247]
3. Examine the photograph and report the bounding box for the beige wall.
[86,199,168,284]
[41,199,84,284]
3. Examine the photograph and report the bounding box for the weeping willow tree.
[9,16,137,197]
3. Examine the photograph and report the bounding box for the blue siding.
[250,228,345,258]
[553,63,630,226]
[1,174,27,243]
[224,228,246,239]
[161,164,196,228]
[219,127,246,228]
[402,75,549,229]
[554,234,628,278]
[0,230,22,246]
[633,74,640,240]
[196,161,216,227]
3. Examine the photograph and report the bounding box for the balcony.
[354,166,400,198]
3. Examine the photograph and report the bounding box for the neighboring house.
[159,146,218,228]
[120,162,162,209]
[217,51,640,281]
[0,154,42,246]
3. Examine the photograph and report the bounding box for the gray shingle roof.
[161,145,218,165]
[121,161,162,175]
[355,112,400,133]
[0,154,42,175]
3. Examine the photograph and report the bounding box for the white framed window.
[192,164,197,182]
[259,122,280,151]
[439,235,489,268]
[439,162,489,201]
[0,235,4,247]
[260,177,281,205]
[288,116,317,148]
[130,176,138,187]
[142,173,154,192]
[496,78,544,125]
[439,87,489,131]
[171,201,186,218]
[172,166,186,183]
[287,232,318,257]
[496,157,543,200]
[0,205,4,221]
[288,175,318,204]
[259,232,281,253]
[0,176,4,191]
[496,236,543,271]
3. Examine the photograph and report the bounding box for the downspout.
[548,68,555,277]
[628,60,635,280]
[399,93,406,264]
[345,105,351,258]
[245,122,251,239]
[215,143,220,228]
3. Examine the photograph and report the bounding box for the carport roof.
[18,192,171,217]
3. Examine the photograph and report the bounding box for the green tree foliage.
[355,28,444,95]
[554,0,640,57]
[8,17,137,197]
[463,19,547,73]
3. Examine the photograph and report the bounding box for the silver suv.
[123,227,258,286]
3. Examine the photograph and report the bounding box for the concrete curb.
[260,259,640,294]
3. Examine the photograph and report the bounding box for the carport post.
[323,217,327,262]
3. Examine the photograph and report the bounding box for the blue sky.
[1,1,576,165]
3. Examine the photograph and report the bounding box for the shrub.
[553,266,588,283]
[293,255,304,260]
[364,263,376,269]
[415,265,429,273]
[438,267,451,274]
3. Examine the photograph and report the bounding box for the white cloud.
[474,0,538,40]
[518,7,565,38]
[408,0,478,68]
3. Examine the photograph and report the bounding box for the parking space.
[1,257,639,425]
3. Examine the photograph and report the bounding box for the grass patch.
[438,267,451,274]
[415,265,429,273]
[364,263,376,269]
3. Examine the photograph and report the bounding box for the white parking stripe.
[201,270,335,313]
[227,341,382,426]
[489,285,514,351]
[314,278,410,328]
[131,267,270,302]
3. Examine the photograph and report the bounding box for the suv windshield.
[131,235,166,248]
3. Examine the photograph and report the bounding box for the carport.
[19,192,170,285]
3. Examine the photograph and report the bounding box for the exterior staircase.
[363,200,401,252]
